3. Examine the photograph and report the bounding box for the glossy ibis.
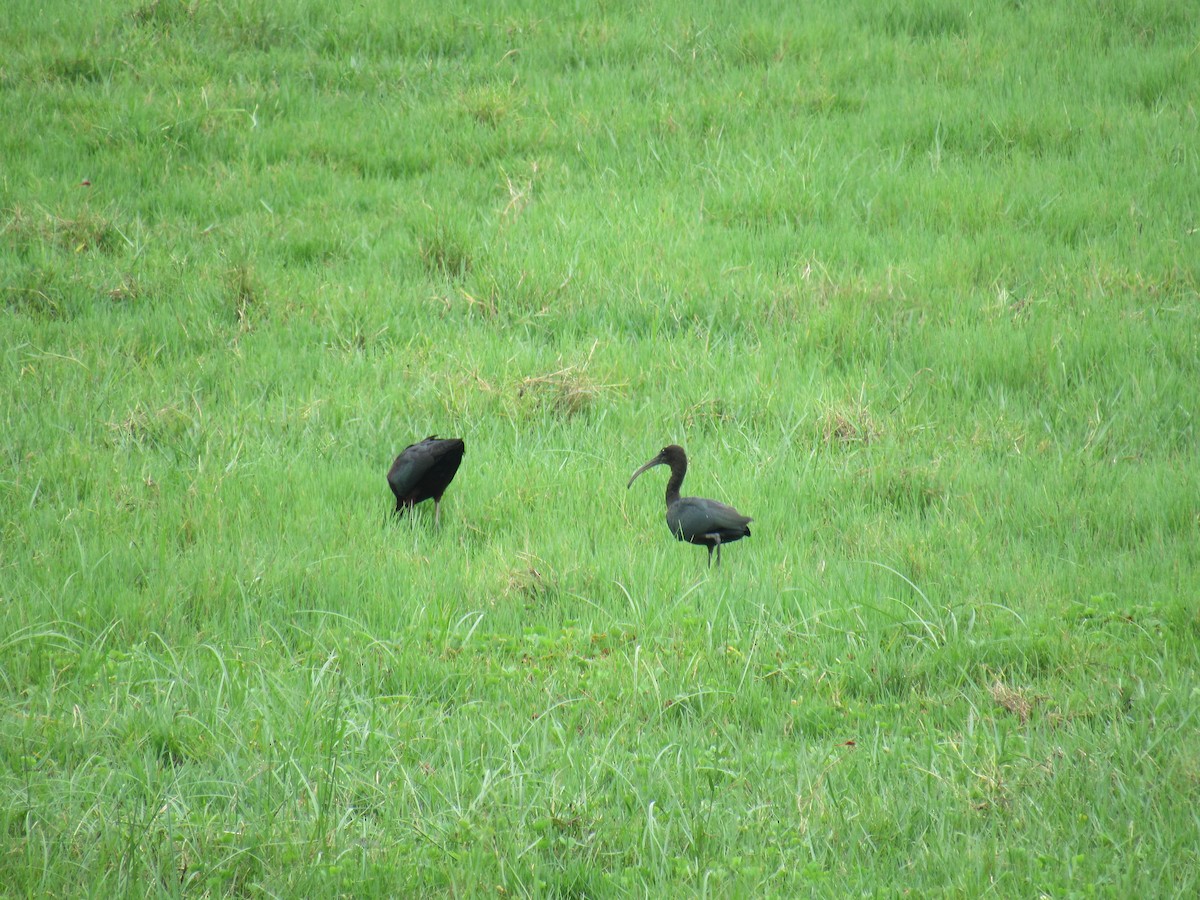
[387,435,465,525]
[627,444,752,567]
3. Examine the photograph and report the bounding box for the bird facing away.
[627,444,752,567]
[387,435,465,525]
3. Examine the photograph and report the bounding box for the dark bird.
[627,444,752,567]
[387,435,465,525]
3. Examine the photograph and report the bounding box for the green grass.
[2,0,1199,895]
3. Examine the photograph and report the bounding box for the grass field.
[3,0,1199,895]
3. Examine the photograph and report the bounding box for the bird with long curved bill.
[388,435,465,525]
[627,444,752,567]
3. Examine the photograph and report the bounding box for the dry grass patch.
[820,401,881,446]
[2,203,121,255]
[989,678,1034,724]
[518,354,625,420]
[505,553,557,607]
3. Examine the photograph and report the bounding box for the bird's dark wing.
[420,438,465,498]
[388,443,437,500]
[669,496,752,542]
[388,436,465,504]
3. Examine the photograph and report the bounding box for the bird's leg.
[706,545,714,567]
[705,534,722,568]
[434,499,441,527]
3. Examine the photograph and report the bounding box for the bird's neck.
[665,461,685,506]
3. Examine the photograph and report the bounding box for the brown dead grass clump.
[518,351,625,420]
[820,403,880,446]
[989,678,1034,724]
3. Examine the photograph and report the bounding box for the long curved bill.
[627,455,664,489]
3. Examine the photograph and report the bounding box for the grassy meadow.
[3,0,1199,895]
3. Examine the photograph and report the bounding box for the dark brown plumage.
[387,435,465,525]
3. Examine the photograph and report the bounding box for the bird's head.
[627,444,686,488]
